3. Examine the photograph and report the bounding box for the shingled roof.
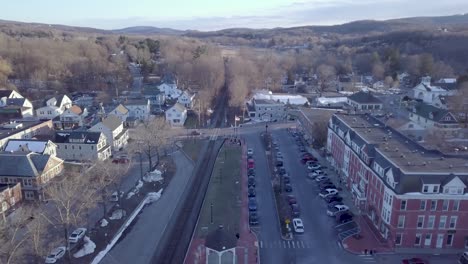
[55,131,102,144]
[413,102,458,123]
[0,152,62,177]
[348,91,382,104]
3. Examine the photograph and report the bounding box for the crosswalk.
[258,240,312,249]
[357,254,377,263]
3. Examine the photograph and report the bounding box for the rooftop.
[0,120,51,140]
[334,113,468,174]
[348,91,382,104]
[254,99,281,105]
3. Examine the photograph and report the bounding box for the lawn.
[181,139,207,163]
[196,145,242,238]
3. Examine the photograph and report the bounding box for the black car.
[284,184,293,192]
[336,212,353,224]
[248,169,255,177]
[278,167,286,175]
[248,177,256,187]
[248,187,256,197]
[249,212,259,225]
[248,198,257,211]
[276,160,284,167]
[283,176,291,184]
[325,195,343,203]
[291,204,301,217]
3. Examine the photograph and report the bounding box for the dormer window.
[422,184,440,194]
[423,185,429,193]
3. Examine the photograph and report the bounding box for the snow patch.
[100,219,108,227]
[126,180,144,199]
[143,169,163,183]
[109,209,126,220]
[146,189,163,204]
[126,191,135,200]
[73,236,96,258]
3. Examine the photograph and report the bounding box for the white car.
[308,164,321,171]
[292,218,304,234]
[247,148,254,156]
[315,176,329,182]
[319,188,338,198]
[45,246,66,263]
[68,228,87,243]
[327,205,350,216]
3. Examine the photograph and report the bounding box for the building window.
[398,215,405,228]
[447,234,454,246]
[395,233,403,245]
[423,185,429,193]
[442,200,449,211]
[417,216,425,229]
[433,185,439,193]
[439,216,447,229]
[427,216,435,229]
[431,200,437,211]
[415,234,422,245]
[420,200,426,210]
[424,234,432,247]
[453,200,460,211]
[400,200,407,210]
[449,216,458,229]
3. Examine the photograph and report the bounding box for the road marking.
[283,241,287,248]
[287,240,291,248]
[300,241,305,248]
[291,241,295,248]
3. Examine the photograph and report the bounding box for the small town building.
[53,105,88,130]
[0,152,64,200]
[247,99,286,121]
[177,91,196,108]
[54,131,111,161]
[4,139,57,156]
[89,114,128,151]
[408,102,459,137]
[36,95,73,120]
[165,103,187,127]
[124,99,151,121]
[413,77,456,106]
[346,91,383,112]
[0,183,22,215]
[0,119,54,149]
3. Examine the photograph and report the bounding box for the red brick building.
[327,113,468,253]
[0,182,22,215]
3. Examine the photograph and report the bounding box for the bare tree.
[130,117,170,172]
[449,82,468,128]
[316,64,336,94]
[311,121,328,148]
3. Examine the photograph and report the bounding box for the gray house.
[247,99,286,121]
[54,131,111,162]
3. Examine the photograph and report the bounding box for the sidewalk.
[342,215,393,254]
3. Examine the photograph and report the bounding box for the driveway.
[100,151,194,264]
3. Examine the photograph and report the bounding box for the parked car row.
[247,148,259,226]
[45,227,87,263]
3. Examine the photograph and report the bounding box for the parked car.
[401,258,429,264]
[283,176,291,184]
[247,148,254,156]
[45,246,66,263]
[276,152,283,159]
[248,198,257,211]
[291,204,301,217]
[299,146,306,152]
[336,212,353,224]
[306,160,319,166]
[287,195,297,205]
[292,218,304,234]
[109,191,124,202]
[325,195,343,204]
[319,188,338,198]
[112,157,130,164]
[307,164,321,171]
[248,163,255,169]
[191,130,201,136]
[284,184,293,192]
[278,167,286,175]
[276,160,284,167]
[68,227,87,243]
[248,187,256,197]
[311,169,325,175]
[249,212,259,225]
[327,204,349,216]
[248,177,256,187]
[315,176,330,182]
[248,169,255,176]
[328,201,344,208]
[319,184,337,191]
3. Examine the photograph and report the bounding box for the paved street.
[100,151,193,264]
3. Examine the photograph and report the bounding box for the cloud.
[74,0,468,30]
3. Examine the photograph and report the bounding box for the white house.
[111,104,130,123]
[4,139,57,156]
[124,99,150,121]
[413,76,456,105]
[253,90,308,105]
[89,114,128,151]
[0,89,24,107]
[54,131,111,161]
[53,105,88,130]
[0,90,34,119]
[165,103,187,126]
[408,102,459,137]
[177,91,195,108]
[158,83,182,99]
[36,95,73,119]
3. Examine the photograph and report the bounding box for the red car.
[402,258,428,264]
[301,156,316,164]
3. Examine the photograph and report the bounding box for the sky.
[2,0,468,31]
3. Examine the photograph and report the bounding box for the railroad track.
[152,140,222,264]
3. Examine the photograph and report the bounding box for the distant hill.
[112,26,184,35]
